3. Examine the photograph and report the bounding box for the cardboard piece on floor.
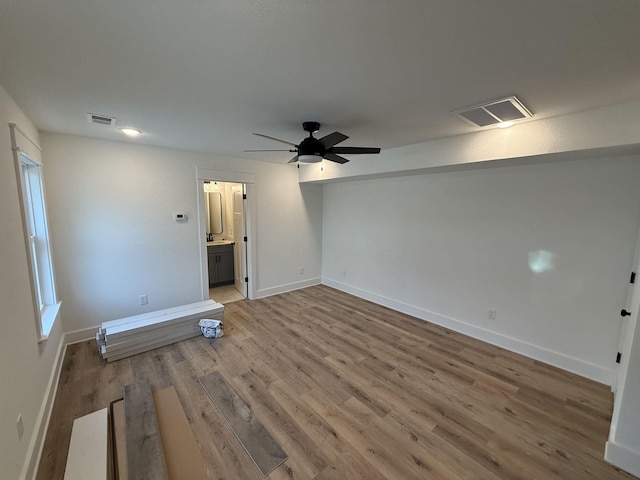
[64,408,108,480]
[112,400,127,480]
[153,386,207,480]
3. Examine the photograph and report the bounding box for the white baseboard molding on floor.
[256,277,321,299]
[605,441,640,478]
[64,409,108,480]
[65,326,100,345]
[322,278,614,386]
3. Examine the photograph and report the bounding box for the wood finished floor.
[37,285,637,480]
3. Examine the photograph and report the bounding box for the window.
[13,127,60,340]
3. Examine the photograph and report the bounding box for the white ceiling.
[1,0,639,163]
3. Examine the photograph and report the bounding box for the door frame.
[196,167,256,300]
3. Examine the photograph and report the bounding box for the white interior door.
[614,274,640,393]
[233,186,248,297]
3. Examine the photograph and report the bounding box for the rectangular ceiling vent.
[453,96,532,128]
[87,112,117,126]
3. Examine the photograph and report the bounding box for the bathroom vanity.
[207,241,234,286]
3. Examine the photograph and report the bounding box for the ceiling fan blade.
[323,152,349,164]
[330,146,381,155]
[252,133,298,147]
[244,149,294,152]
[287,155,299,164]
[318,131,349,148]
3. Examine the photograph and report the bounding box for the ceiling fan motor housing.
[298,136,324,156]
[302,121,320,134]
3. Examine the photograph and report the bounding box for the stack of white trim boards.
[96,300,224,362]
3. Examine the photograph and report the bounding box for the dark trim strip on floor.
[199,371,288,476]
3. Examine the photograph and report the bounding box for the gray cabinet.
[208,243,235,286]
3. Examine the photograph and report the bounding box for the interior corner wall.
[0,84,65,480]
[40,133,323,333]
[321,155,640,384]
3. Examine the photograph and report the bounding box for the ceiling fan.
[245,121,381,164]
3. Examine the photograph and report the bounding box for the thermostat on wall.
[174,213,188,222]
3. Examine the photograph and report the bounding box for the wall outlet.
[487,309,497,320]
[16,413,24,441]
[299,267,304,275]
[139,294,148,305]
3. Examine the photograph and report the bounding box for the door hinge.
[631,271,636,284]
[616,352,622,364]
[243,236,248,242]
[244,276,249,283]
[242,193,247,200]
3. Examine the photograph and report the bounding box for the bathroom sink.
[207,240,234,246]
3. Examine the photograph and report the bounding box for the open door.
[607,242,640,475]
[232,185,248,297]
[614,223,640,392]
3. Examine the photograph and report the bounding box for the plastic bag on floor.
[199,319,224,339]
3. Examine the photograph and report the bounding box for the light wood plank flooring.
[37,285,637,480]
[210,284,245,304]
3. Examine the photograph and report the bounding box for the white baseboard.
[256,277,321,299]
[21,336,66,480]
[606,441,640,477]
[323,278,614,386]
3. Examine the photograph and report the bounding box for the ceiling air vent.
[87,112,117,126]
[453,96,532,128]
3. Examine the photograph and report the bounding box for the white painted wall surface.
[41,133,322,333]
[0,84,65,480]
[322,155,640,384]
[300,100,640,184]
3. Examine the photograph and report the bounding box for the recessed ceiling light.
[120,128,141,137]
[497,121,515,129]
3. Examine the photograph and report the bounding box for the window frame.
[11,124,61,341]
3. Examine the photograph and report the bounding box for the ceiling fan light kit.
[247,121,381,165]
[298,154,323,163]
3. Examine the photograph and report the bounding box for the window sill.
[38,301,61,343]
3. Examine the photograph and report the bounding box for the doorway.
[203,180,248,304]
[196,167,255,303]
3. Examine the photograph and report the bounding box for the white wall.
[0,84,65,480]
[322,155,640,384]
[41,133,323,333]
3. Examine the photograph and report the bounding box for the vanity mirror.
[206,190,223,235]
